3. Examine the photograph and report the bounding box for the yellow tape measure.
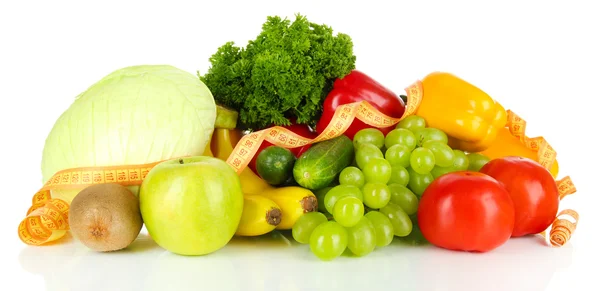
[504,110,578,246]
[225,81,423,174]
[18,80,579,248]
[18,161,163,245]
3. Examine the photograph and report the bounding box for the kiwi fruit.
[69,183,143,252]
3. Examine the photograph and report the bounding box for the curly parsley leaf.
[200,14,356,130]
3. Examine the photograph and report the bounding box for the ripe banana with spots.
[257,187,317,230]
[236,195,282,236]
[204,107,318,231]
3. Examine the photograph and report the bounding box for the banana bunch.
[204,106,317,236]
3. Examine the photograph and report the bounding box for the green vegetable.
[293,135,354,190]
[256,146,296,186]
[199,14,356,130]
[41,65,216,203]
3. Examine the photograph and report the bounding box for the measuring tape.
[225,81,423,175]
[18,80,578,248]
[18,161,162,246]
[504,110,578,246]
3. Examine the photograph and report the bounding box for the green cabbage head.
[41,65,216,202]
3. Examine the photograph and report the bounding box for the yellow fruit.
[256,187,318,230]
[239,168,274,195]
[211,128,240,160]
[210,128,274,195]
[202,132,214,157]
[236,195,282,236]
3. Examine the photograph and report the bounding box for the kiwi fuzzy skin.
[69,183,143,252]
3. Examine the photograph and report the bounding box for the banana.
[239,167,275,196]
[257,186,318,230]
[204,109,317,231]
[236,195,282,236]
[211,128,274,195]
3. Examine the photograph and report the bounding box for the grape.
[451,150,469,171]
[389,164,409,186]
[363,157,392,184]
[407,167,434,196]
[364,211,395,247]
[332,196,364,227]
[314,187,332,214]
[309,221,348,261]
[467,153,491,171]
[398,214,429,246]
[384,128,417,150]
[362,183,391,209]
[384,144,411,168]
[422,141,455,167]
[379,203,413,237]
[409,147,435,174]
[339,166,365,188]
[388,184,419,215]
[292,212,328,244]
[355,143,384,169]
[424,128,449,144]
[324,185,363,213]
[430,166,453,179]
[346,216,377,256]
[412,128,427,146]
[413,128,448,147]
[396,115,426,131]
[353,128,385,150]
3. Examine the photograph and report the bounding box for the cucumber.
[293,135,354,190]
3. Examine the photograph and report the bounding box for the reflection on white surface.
[18,229,575,291]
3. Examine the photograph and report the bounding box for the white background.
[1,0,599,290]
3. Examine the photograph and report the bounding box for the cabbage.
[41,65,216,202]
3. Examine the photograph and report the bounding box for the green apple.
[139,156,244,256]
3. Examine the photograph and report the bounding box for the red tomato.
[479,156,559,237]
[417,171,515,252]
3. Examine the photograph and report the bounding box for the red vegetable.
[417,171,515,253]
[479,156,559,237]
[315,70,406,140]
[248,121,316,174]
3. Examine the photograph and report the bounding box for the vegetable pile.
[286,117,564,259]
[19,14,578,262]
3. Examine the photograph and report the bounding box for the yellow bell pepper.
[415,72,507,152]
[479,127,560,178]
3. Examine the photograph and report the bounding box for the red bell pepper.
[248,120,317,174]
[315,70,406,140]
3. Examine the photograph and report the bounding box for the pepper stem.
[399,95,408,104]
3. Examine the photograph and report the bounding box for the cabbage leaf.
[41,65,216,201]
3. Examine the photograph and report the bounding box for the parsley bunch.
[199,14,356,130]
